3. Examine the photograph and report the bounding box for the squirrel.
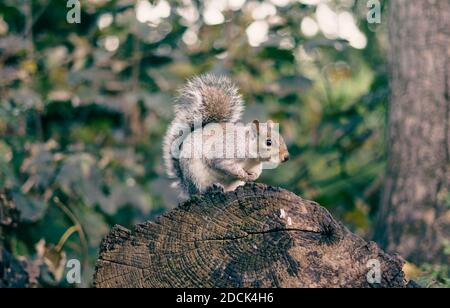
[163,74,290,198]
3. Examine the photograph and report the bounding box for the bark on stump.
[94,183,413,288]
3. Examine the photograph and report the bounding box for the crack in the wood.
[197,227,321,242]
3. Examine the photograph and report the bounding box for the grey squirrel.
[163,74,290,197]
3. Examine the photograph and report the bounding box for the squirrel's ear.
[252,120,260,133]
[267,120,274,128]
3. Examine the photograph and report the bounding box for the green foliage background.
[1,0,446,287]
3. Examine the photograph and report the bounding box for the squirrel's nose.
[282,154,290,163]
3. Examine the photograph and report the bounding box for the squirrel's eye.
[266,139,272,147]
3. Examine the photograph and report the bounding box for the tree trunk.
[375,0,450,264]
[94,184,416,288]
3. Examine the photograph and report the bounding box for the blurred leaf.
[267,75,313,97]
[35,239,66,282]
[12,192,48,222]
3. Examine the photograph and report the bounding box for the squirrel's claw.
[205,183,225,194]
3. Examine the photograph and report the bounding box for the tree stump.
[94,183,414,288]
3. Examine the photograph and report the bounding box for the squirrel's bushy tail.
[163,74,244,190]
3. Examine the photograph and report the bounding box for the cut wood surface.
[94,183,416,288]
